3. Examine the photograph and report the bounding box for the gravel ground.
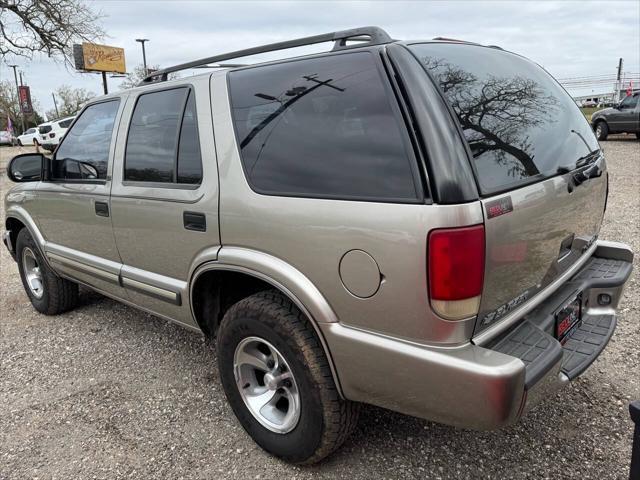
[1,137,639,479]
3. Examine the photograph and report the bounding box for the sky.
[2,0,639,119]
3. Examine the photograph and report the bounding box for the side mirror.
[78,161,98,179]
[7,153,44,182]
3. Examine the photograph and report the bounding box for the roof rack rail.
[140,26,394,85]
[432,36,503,50]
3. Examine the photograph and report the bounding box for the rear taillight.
[428,225,485,320]
[49,133,55,138]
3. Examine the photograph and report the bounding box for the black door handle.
[183,211,206,232]
[95,201,109,217]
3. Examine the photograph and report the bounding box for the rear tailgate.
[478,169,605,332]
[406,42,606,336]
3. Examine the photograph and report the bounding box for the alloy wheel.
[22,247,44,299]
[234,336,301,433]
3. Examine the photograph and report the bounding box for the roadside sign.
[73,42,126,74]
[18,85,33,114]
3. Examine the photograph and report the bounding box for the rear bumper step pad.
[561,314,616,379]
[491,320,562,389]
[491,313,616,389]
[572,257,632,288]
[490,252,631,389]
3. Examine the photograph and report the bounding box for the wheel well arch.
[189,265,345,397]
[190,268,273,337]
[5,216,26,254]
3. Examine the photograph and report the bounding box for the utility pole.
[8,64,26,134]
[616,58,623,102]
[101,71,108,95]
[135,38,150,75]
[51,93,60,118]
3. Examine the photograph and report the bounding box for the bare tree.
[421,56,558,179]
[45,84,94,119]
[0,0,105,63]
[119,64,179,90]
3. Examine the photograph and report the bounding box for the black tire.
[595,121,609,141]
[16,228,78,315]
[17,139,23,146]
[216,290,359,464]
[33,139,39,147]
[635,132,639,140]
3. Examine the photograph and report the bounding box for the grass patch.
[580,106,604,122]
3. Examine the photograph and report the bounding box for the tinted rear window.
[124,88,202,185]
[39,125,52,134]
[228,52,418,201]
[408,43,599,194]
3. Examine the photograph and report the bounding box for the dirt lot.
[1,137,639,479]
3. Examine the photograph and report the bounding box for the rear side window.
[408,43,600,194]
[125,87,202,185]
[177,93,202,183]
[228,52,418,201]
[619,93,639,109]
[53,100,119,181]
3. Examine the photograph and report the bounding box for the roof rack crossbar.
[140,26,393,85]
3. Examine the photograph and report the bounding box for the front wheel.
[16,228,78,315]
[595,121,608,141]
[216,291,359,464]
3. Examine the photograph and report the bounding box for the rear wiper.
[557,149,601,174]
[571,128,592,152]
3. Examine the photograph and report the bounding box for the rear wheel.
[17,139,23,146]
[216,290,359,464]
[32,139,39,147]
[16,228,78,315]
[595,121,608,141]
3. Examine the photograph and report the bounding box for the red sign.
[18,85,33,114]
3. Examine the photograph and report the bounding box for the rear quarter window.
[228,52,419,202]
[408,43,599,194]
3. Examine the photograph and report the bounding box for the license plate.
[555,292,582,344]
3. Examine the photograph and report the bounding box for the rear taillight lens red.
[428,225,485,320]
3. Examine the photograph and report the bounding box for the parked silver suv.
[3,27,633,464]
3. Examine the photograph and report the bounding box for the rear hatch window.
[407,43,599,195]
[38,125,52,134]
